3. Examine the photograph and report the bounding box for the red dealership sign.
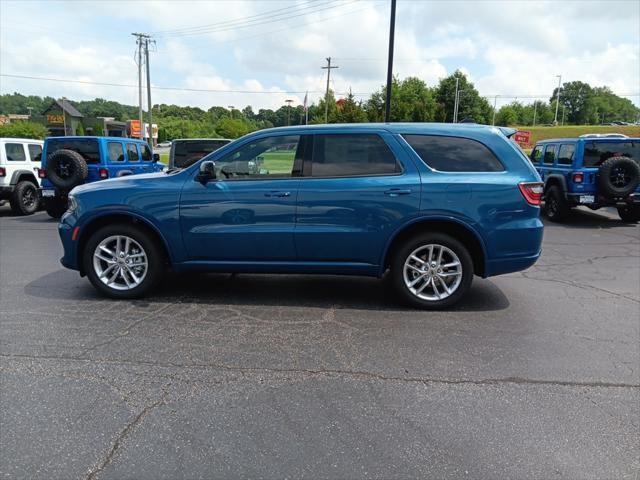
[514,130,531,146]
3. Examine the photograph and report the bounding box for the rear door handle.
[384,188,412,196]
[264,191,291,198]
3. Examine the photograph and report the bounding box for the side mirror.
[152,153,160,163]
[197,160,216,183]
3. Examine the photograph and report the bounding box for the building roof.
[44,99,83,118]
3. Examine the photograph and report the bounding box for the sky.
[0,0,639,112]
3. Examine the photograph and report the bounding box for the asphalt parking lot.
[1,206,638,479]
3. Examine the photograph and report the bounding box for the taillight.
[38,168,46,179]
[518,182,544,206]
[99,168,109,179]
[0,167,5,177]
[572,172,583,183]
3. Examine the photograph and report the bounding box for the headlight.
[67,195,78,212]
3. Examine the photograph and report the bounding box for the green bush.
[0,121,49,139]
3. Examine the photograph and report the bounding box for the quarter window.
[311,134,400,177]
[216,135,301,179]
[4,143,26,161]
[28,144,42,162]
[108,142,125,162]
[126,144,139,162]
[557,144,575,166]
[543,145,556,165]
[403,135,504,172]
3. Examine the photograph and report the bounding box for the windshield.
[172,140,231,168]
[583,141,639,167]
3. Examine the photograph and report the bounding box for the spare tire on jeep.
[598,156,640,198]
[46,149,89,190]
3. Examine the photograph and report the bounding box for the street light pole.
[553,74,562,125]
[453,76,460,123]
[492,95,499,125]
[384,0,397,123]
[533,101,538,126]
[228,106,235,119]
[285,99,293,126]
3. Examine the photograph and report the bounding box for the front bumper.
[58,213,80,271]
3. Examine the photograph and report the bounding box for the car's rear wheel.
[10,181,39,216]
[83,224,164,299]
[391,232,473,309]
[617,205,640,223]
[543,185,570,222]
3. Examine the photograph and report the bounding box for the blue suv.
[39,136,163,218]
[58,124,544,309]
[531,135,640,222]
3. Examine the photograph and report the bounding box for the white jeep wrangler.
[0,138,44,215]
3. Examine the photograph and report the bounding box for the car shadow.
[24,269,510,312]
[542,206,637,230]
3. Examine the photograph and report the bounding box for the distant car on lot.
[157,141,172,148]
[169,138,233,169]
[0,138,43,215]
[58,124,544,308]
[531,136,640,222]
[39,136,164,218]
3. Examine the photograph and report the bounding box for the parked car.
[0,138,43,215]
[58,124,544,309]
[530,136,640,222]
[39,136,164,218]
[169,138,233,169]
[157,141,172,148]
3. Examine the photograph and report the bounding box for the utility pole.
[454,90,465,123]
[561,104,566,126]
[384,0,397,123]
[144,36,155,147]
[492,95,499,125]
[553,74,562,126]
[322,57,338,123]
[132,33,147,139]
[533,101,538,126]
[453,76,460,123]
[228,106,235,119]
[285,99,293,126]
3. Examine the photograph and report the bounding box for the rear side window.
[108,142,125,162]
[46,139,100,164]
[558,144,575,166]
[531,146,543,164]
[583,142,639,167]
[28,144,42,162]
[140,144,152,161]
[4,143,26,161]
[543,145,556,165]
[311,134,400,177]
[403,135,504,172]
[126,144,139,162]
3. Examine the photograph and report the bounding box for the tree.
[313,90,338,124]
[215,118,255,138]
[365,77,437,123]
[550,81,592,125]
[434,71,492,124]
[0,121,49,139]
[333,92,367,123]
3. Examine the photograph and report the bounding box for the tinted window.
[126,144,139,162]
[583,142,639,167]
[216,135,300,179]
[140,144,152,161]
[558,144,575,166]
[543,145,556,165]
[28,144,42,162]
[312,134,399,177]
[4,143,26,161]
[173,139,232,168]
[46,139,100,164]
[531,146,543,164]
[403,135,503,172]
[108,142,125,162]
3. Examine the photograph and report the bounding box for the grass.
[515,125,640,146]
[159,152,169,165]
[260,151,295,174]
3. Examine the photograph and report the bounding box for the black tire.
[9,181,39,216]
[543,185,570,222]
[44,197,68,219]
[390,232,474,309]
[83,223,164,299]
[598,156,640,198]
[45,149,88,190]
[617,205,640,223]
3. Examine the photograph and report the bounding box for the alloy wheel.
[93,235,148,291]
[402,244,463,301]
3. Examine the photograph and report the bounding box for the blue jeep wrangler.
[39,136,163,218]
[531,135,640,222]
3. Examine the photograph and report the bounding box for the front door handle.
[264,191,291,198]
[384,188,412,196]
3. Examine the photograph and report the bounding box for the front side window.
[28,144,42,162]
[46,139,100,164]
[215,135,300,179]
[140,144,152,161]
[126,144,139,162]
[558,144,575,166]
[312,134,400,177]
[531,146,543,164]
[108,142,125,162]
[543,145,556,165]
[403,135,503,172]
[4,143,26,161]
[583,142,639,167]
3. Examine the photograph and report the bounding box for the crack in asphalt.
[2,353,638,389]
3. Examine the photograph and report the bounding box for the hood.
[71,171,167,195]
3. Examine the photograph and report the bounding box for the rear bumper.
[485,251,541,277]
[566,192,640,208]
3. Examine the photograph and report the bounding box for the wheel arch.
[381,217,488,278]
[77,212,173,275]
[10,170,38,186]
[543,174,567,195]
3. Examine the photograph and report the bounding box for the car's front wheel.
[391,232,474,309]
[83,224,164,299]
[617,205,640,223]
